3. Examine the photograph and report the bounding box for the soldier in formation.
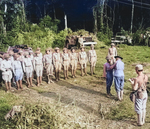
[0,45,98,92]
[108,43,117,65]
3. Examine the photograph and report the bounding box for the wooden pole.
[131,0,134,33]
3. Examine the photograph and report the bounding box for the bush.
[97,32,111,45]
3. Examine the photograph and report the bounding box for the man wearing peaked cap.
[0,54,13,92]
[53,47,62,81]
[43,48,54,84]
[88,44,97,75]
[108,42,117,65]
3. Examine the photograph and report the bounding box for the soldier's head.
[55,47,59,53]
[35,50,40,57]
[111,43,115,47]
[80,46,85,52]
[45,48,50,54]
[106,56,111,63]
[4,54,9,60]
[91,44,94,50]
[13,53,19,60]
[71,47,75,53]
[80,35,83,37]
[29,50,33,55]
[18,50,23,56]
[24,51,29,58]
[63,48,67,53]
[8,50,14,56]
[36,47,41,52]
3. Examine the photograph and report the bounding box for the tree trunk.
[131,0,134,33]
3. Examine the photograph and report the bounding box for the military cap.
[35,50,40,54]
[106,56,111,60]
[36,47,41,51]
[55,47,59,50]
[80,46,85,49]
[63,48,67,51]
[111,43,115,46]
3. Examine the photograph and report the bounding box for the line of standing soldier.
[0,45,97,92]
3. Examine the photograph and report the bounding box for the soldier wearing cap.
[0,54,12,92]
[103,56,113,97]
[22,52,33,87]
[43,48,54,84]
[70,47,78,78]
[110,55,124,101]
[33,50,43,86]
[12,54,23,90]
[53,47,62,81]
[36,47,42,58]
[88,44,97,75]
[129,64,148,126]
[108,43,117,64]
[79,46,88,76]
[62,48,70,80]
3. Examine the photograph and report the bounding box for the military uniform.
[108,43,117,64]
[62,48,70,79]
[89,45,97,75]
[43,49,54,83]
[22,52,33,87]
[53,47,62,81]
[79,47,88,76]
[70,49,78,78]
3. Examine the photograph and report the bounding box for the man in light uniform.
[12,54,23,90]
[88,44,97,75]
[8,50,14,64]
[22,52,33,87]
[108,43,117,64]
[43,48,54,84]
[36,47,42,58]
[62,48,70,80]
[79,46,88,76]
[70,47,78,78]
[78,35,84,47]
[53,47,62,82]
[1,54,12,92]
[33,51,43,86]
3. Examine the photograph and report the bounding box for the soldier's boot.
[84,68,87,76]
[117,91,121,101]
[71,70,74,78]
[137,114,143,126]
[120,90,123,100]
[66,70,69,79]
[64,70,66,80]
[74,70,76,78]
[93,66,95,74]
[142,110,146,125]
[37,77,40,86]
[47,75,50,84]
[90,65,93,76]
[58,71,60,81]
[81,69,84,76]
[55,71,58,82]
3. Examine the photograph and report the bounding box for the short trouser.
[54,62,61,71]
[135,92,148,114]
[63,61,69,70]
[70,60,77,70]
[15,69,23,81]
[80,60,87,69]
[25,67,33,78]
[114,76,124,92]
[2,70,12,82]
[90,57,97,67]
[35,65,43,77]
[45,64,53,76]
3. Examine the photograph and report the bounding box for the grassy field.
[1,44,150,128]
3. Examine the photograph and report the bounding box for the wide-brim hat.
[63,48,67,51]
[71,47,76,51]
[106,56,111,60]
[136,64,143,71]
[55,47,59,50]
[111,43,115,46]
[80,46,85,49]
[114,55,123,60]
[35,50,40,54]
[4,54,9,59]
[45,48,50,52]
[24,51,29,56]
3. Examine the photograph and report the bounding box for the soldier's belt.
[25,65,31,67]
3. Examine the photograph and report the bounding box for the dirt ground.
[10,72,146,129]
